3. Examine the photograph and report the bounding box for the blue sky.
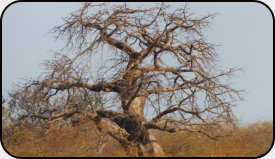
[2,2,273,124]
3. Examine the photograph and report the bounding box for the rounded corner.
[256,138,275,158]
[1,139,21,158]
[1,1,24,20]
[252,1,275,21]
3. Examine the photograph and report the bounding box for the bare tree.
[9,2,244,157]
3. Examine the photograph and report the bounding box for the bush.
[2,120,273,157]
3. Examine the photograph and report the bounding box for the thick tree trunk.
[122,96,165,157]
[137,130,166,157]
[127,97,146,119]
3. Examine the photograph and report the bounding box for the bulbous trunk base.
[126,130,165,157]
[120,96,165,157]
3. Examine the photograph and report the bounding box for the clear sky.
[2,2,273,125]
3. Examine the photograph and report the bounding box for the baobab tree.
[9,2,244,157]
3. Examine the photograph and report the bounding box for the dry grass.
[2,120,273,157]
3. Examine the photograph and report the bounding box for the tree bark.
[122,96,165,157]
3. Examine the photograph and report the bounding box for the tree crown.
[8,3,244,150]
